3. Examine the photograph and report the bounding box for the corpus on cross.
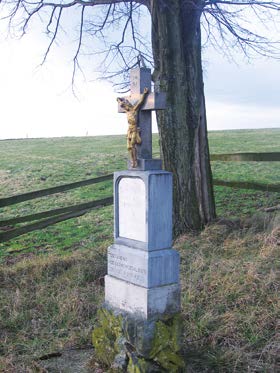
[117,67,166,169]
[117,88,149,168]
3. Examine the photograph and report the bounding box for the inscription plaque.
[107,244,180,288]
[118,177,146,242]
[108,251,147,285]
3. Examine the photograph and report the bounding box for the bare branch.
[205,1,280,11]
[2,0,280,88]
[203,0,280,58]
[41,7,62,64]
[72,5,85,88]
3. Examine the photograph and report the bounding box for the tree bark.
[151,0,216,235]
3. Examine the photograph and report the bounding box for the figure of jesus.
[117,87,149,168]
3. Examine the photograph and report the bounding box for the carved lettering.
[108,251,147,285]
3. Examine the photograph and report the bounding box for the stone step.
[105,275,180,319]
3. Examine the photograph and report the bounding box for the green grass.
[0,129,279,258]
[0,136,125,258]
[208,128,280,153]
[0,129,280,371]
[208,128,280,218]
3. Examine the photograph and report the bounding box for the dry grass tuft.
[0,249,106,371]
[0,212,279,372]
[177,212,280,372]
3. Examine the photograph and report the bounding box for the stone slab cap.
[105,275,181,319]
[107,244,179,288]
[114,170,172,251]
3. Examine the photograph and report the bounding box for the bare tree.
[2,0,280,234]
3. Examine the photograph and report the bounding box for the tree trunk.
[151,0,216,235]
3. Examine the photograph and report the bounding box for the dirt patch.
[38,348,95,373]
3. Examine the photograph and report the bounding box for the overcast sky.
[0,11,280,140]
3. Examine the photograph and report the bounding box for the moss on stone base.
[92,308,184,372]
[92,308,124,367]
[149,315,184,372]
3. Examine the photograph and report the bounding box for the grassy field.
[0,128,280,372]
[0,128,279,258]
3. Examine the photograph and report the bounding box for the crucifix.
[117,67,166,170]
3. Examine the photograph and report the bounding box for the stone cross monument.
[117,67,165,169]
[92,68,183,372]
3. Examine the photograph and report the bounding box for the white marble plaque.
[118,177,146,242]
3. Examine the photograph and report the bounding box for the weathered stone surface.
[92,307,184,372]
[105,275,180,318]
[108,244,179,288]
[114,170,172,251]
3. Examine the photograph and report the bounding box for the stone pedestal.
[107,170,180,317]
[92,170,183,371]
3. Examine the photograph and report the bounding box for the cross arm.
[118,92,166,113]
[133,88,149,111]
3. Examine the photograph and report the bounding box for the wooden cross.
[118,67,166,162]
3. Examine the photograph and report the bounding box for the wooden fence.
[0,175,113,243]
[0,152,279,243]
[210,152,280,192]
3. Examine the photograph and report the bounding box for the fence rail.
[0,174,113,208]
[210,152,280,162]
[0,152,279,243]
[0,197,114,227]
[0,197,113,243]
[213,180,279,193]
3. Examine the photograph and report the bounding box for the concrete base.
[105,275,180,319]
